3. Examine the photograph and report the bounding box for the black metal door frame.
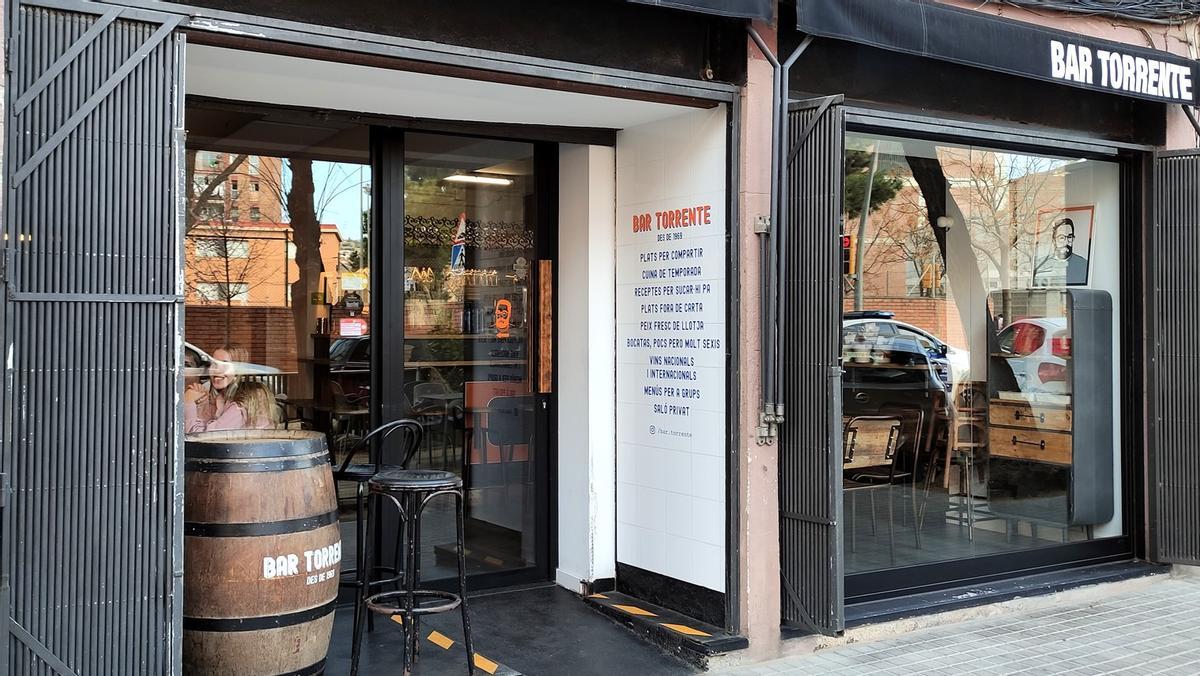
[370,127,557,591]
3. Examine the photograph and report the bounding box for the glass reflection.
[841,133,1121,574]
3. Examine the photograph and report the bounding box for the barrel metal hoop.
[184,510,340,537]
[276,658,326,676]
[183,600,337,632]
[184,433,329,459]
[184,454,330,473]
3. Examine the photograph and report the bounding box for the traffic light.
[840,234,857,275]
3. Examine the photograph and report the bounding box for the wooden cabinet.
[986,289,1113,527]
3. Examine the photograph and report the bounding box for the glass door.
[381,131,552,586]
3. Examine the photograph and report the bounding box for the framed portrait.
[1034,205,1094,287]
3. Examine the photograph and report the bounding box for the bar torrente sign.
[796,0,1199,105]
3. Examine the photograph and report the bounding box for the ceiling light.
[443,174,513,186]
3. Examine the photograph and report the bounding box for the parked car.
[843,310,967,387]
[841,311,953,473]
[995,317,1070,394]
[329,335,371,373]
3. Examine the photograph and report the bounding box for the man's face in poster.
[1053,218,1076,260]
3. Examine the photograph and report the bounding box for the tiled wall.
[614,106,727,592]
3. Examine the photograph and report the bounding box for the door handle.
[854,392,870,403]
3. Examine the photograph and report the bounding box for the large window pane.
[842,133,1122,574]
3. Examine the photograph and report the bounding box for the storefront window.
[183,103,371,571]
[841,132,1122,575]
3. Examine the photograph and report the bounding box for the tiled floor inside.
[717,572,1199,675]
[843,485,1092,574]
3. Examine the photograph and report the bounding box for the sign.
[494,298,512,339]
[1050,40,1193,102]
[615,107,727,593]
[796,0,1200,104]
[309,291,325,305]
[339,316,367,337]
[450,211,467,275]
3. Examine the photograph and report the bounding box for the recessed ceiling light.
[443,174,513,186]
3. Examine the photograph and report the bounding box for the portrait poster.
[1034,205,1094,287]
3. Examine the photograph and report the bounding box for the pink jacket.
[185,398,269,433]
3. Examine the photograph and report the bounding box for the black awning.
[627,0,773,20]
[795,0,1198,105]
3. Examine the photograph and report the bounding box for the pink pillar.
[735,19,783,660]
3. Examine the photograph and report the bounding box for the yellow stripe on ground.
[427,631,455,650]
[661,623,711,637]
[587,593,609,599]
[613,604,657,617]
[390,616,404,627]
[473,653,500,674]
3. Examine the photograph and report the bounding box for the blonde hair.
[213,344,279,429]
[230,380,280,429]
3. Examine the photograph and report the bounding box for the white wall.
[615,106,728,592]
[556,145,617,591]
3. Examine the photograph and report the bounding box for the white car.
[995,317,1070,394]
[842,311,970,386]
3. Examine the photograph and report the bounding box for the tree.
[186,220,281,345]
[844,148,905,220]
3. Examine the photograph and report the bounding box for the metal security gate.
[1151,150,1200,566]
[1,3,184,673]
[778,96,845,635]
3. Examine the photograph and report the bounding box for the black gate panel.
[1152,150,1200,565]
[779,96,845,635]
[2,3,184,673]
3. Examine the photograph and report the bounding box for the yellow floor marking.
[661,623,711,637]
[427,630,455,650]
[587,593,609,599]
[473,653,500,674]
[390,616,404,627]
[613,604,657,617]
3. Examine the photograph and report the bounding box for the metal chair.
[334,419,423,667]
[483,395,535,495]
[843,414,921,563]
[351,467,475,675]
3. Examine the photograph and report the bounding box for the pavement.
[716,570,1200,675]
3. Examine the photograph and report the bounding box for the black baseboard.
[616,562,725,627]
[780,559,1167,638]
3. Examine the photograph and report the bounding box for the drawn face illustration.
[1053,218,1076,260]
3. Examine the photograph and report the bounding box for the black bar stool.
[350,467,474,676]
[334,419,422,667]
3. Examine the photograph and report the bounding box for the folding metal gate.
[778,96,845,635]
[1,2,184,673]
[1151,150,1200,566]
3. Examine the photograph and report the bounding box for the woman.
[184,346,279,432]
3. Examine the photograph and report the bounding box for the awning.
[795,0,1199,105]
[627,0,773,20]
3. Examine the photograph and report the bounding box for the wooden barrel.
[183,430,340,676]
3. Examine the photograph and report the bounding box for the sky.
[283,160,370,241]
